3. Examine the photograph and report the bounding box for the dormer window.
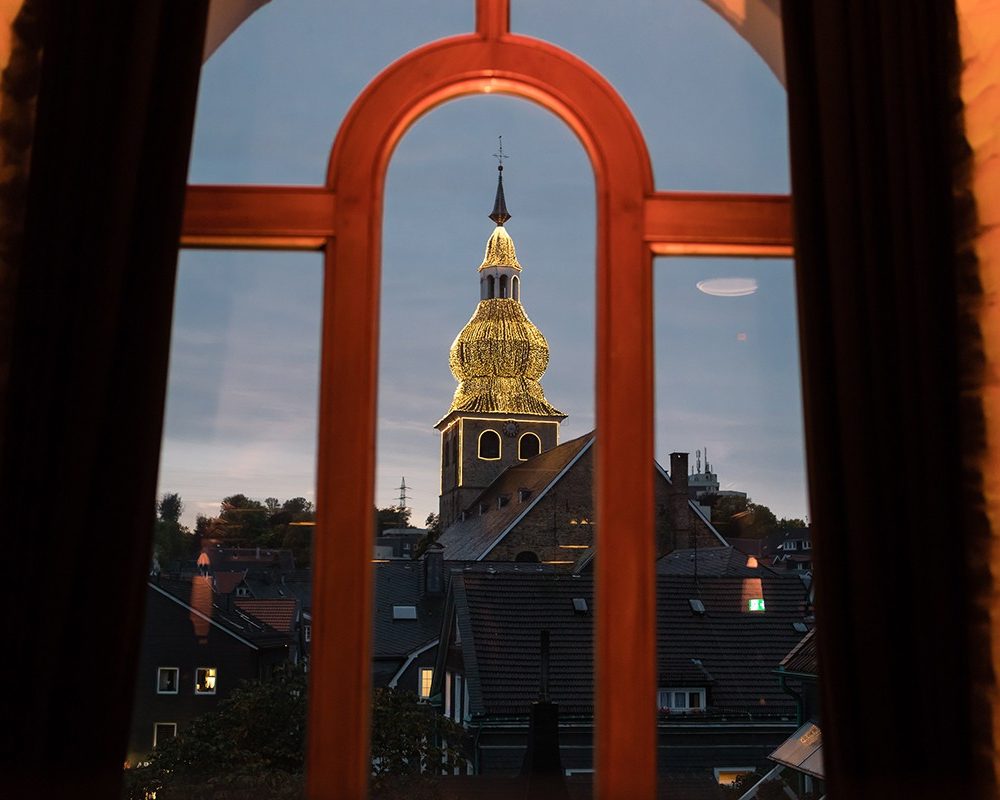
[498,494,510,509]
[657,688,705,713]
[235,585,250,597]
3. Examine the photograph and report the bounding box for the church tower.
[436,162,566,529]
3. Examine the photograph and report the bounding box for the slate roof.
[657,546,780,577]
[778,628,818,676]
[203,546,296,572]
[448,571,810,720]
[235,598,298,633]
[243,570,312,609]
[373,560,446,659]
[212,571,247,595]
[152,576,294,648]
[437,433,594,561]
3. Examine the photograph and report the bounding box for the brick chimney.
[667,452,692,552]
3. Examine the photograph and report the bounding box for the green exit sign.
[748,598,766,612]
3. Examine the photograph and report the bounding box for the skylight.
[392,605,417,620]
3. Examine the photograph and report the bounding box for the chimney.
[520,629,569,800]
[670,452,689,493]
[667,452,692,553]
[424,542,444,596]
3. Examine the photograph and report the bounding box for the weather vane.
[493,135,509,170]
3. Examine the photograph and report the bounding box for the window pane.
[372,95,596,796]
[190,1,470,184]
[124,250,321,799]
[513,0,789,193]
[654,256,818,795]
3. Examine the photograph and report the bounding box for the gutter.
[776,669,804,725]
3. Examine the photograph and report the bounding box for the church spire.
[489,166,511,226]
[489,136,511,226]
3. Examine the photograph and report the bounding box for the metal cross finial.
[493,135,509,170]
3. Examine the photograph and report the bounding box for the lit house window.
[304,624,312,642]
[195,667,217,694]
[419,667,434,699]
[152,722,177,748]
[748,598,766,612]
[657,688,706,713]
[714,767,756,787]
[156,667,179,694]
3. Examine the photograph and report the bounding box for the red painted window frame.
[179,1,793,796]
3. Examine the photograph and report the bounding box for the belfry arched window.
[486,274,495,299]
[478,429,501,460]
[180,1,794,794]
[499,274,509,298]
[518,432,541,460]
[511,275,520,300]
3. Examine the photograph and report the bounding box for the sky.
[156,0,807,530]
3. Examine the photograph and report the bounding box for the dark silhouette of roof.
[657,546,781,577]
[448,571,811,720]
[778,628,818,676]
[373,560,445,659]
[151,576,296,648]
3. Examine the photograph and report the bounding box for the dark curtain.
[0,2,208,796]
[783,3,992,798]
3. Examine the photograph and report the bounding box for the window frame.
[179,1,793,794]
[194,666,217,695]
[477,429,501,460]
[152,722,177,749]
[418,667,434,699]
[156,666,179,695]
[518,431,541,460]
[657,687,706,713]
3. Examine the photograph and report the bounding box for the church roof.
[437,433,594,560]
[478,225,521,271]
[443,169,562,419]
[437,432,728,561]
[446,298,564,418]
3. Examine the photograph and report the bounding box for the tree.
[701,493,782,540]
[219,494,270,542]
[158,492,183,524]
[424,512,440,536]
[376,505,413,534]
[370,687,469,798]
[122,665,306,800]
[122,670,467,800]
[153,493,191,566]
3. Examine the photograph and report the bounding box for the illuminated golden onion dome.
[446,165,564,418]
[478,225,521,271]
